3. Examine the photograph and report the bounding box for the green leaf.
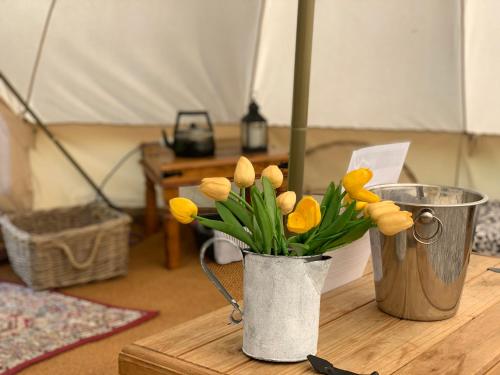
[309,216,372,252]
[220,199,253,230]
[319,218,373,253]
[197,216,257,251]
[280,236,288,256]
[307,229,349,252]
[216,201,240,227]
[262,177,277,230]
[250,186,273,254]
[252,215,264,252]
[319,184,345,231]
[288,242,309,256]
[320,182,335,216]
[317,200,356,239]
[276,207,288,255]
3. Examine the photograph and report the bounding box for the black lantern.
[241,100,268,153]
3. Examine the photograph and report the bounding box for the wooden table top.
[141,141,288,186]
[119,254,500,375]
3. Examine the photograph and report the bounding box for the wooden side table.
[140,141,288,269]
[119,254,500,374]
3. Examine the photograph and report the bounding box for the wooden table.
[140,141,288,269]
[119,254,500,374]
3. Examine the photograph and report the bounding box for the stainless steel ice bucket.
[369,184,488,321]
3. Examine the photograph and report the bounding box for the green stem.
[240,187,245,200]
[304,226,320,245]
[229,191,254,212]
[279,213,288,256]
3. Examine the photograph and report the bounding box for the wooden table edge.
[120,343,224,375]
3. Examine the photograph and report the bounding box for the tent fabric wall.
[0,0,262,124]
[465,0,500,135]
[27,124,500,210]
[1,0,499,135]
[0,100,34,212]
[1,0,500,210]
[254,0,464,131]
[0,0,53,114]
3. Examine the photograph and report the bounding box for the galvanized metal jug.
[200,238,332,362]
[369,184,487,321]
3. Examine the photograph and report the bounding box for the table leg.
[163,187,181,269]
[144,175,159,236]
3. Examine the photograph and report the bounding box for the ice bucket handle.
[412,208,443,245]
[200,237,243,324]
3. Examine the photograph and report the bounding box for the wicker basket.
[0,203,131,290]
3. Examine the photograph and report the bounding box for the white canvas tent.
[1,0,499,210]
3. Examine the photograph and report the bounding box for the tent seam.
[24,0,58,110]
[248,0,266,105]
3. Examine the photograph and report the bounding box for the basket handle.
[52,231,104,270]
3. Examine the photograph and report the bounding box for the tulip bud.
[364,200,395,217]
[377,210,414,236]
[199,177,232,201]
[234,156,255,188]
[261,165,283,189]
[276,191,296,215]
[169,197,198,224]
[349,188,380,203]
[369,203,400,222]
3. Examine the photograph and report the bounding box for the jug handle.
[200,237,243,324]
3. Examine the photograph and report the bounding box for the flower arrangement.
[169,157,413,256]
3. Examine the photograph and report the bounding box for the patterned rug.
[0,281,157,375]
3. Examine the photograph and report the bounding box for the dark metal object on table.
[163,110,215,157]
[241,100,268,153]
[0,71,119,210]
[488,267,500,273]
[307,355,379,375]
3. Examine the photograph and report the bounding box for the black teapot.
[163,111,215,157]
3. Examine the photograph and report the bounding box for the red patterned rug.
[0,281,157,375]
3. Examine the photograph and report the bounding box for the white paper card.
[347,142,410,187]
[323,142,411,293]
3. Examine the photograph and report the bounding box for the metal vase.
[369,184,488,321]
[200,238,332,362]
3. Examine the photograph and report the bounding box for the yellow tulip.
[349,188,380,203]
[169,197,198,224]
[234,156,255,188]
[369,203,401,222]
[342,168,380,203]
[276,191,296,215]
[370,204,401,222]
[364,200,395,217]
[199,177,232,201]
[287,196,321,234]
[261,165,283,189]
[287,212,308,234]
[342,168,373,193]
[377,210,414,236]
[344,194,367,211]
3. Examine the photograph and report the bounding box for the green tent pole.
[288,0,315,199]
